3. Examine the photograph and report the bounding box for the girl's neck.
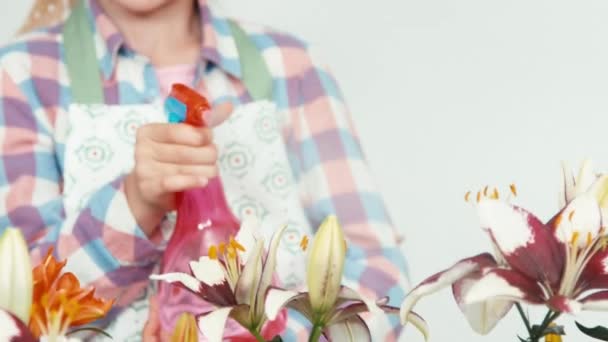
[97,0,202,67]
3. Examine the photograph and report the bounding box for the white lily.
[0,228,33,323]
[560,160,608,205]
[151,216,287,342]
[265,215,428,341]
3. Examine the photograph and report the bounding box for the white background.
[2,1,608,341]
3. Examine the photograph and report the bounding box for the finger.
[148,142,218,165]
[161,174,209,193]
[205,101,234,127]
[169,164,218,178]
[143,296,160,341]
[139,123,213,146]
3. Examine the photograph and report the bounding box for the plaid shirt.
[0,0,409,339]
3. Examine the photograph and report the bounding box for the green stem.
[309,324,324,342]
[515,303,533,336]
[251,329,267,342]
[529,310,561,342]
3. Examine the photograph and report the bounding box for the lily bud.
[306,215,347,316]
[0,228,33,323]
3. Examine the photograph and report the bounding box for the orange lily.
[28,248,114,339]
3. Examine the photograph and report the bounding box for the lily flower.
[560,160,608,217]
[28,248,114,339]
[401,179,608,336]
[0,228,33,323]
[265,215,428,341]
[151,216,288,342]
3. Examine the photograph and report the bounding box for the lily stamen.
[509,183,517,197]
[300,236,309,251]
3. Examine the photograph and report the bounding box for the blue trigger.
[165,96,187,123]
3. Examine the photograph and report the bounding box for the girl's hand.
[125,103,233,236]
[143,295,172,342]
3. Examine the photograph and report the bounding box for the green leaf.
[576,322,608,341]
[66,326,113,339]
[270,336,284,342]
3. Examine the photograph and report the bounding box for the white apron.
[57,100,311,341]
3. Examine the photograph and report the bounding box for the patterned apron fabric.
[59,101,311,340]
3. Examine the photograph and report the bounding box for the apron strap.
[63,0,105,104]
[62,1,273,104]
[227,20,273,102]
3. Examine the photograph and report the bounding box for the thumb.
[204,102,234,127]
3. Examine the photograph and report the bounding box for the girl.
[7,0,409,340]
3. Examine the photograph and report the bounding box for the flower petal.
[546,295,582,313]
[559,160,576,207]
[265,288,309,321]
[324,315,371,342]
[477,200,564,287]
[235,239,265,306]
[337,286,381,315]
[0,228,33,323]
[0,309,36,342]
[236,215,259,264]
[577,246,608,291]
[580,290,608,311]
[463,269,546,306]
[197,307,234,342]
[150,272,201,293]
[452,272,513,335]
[576,160,597,192]
[329,297,397,325]
[189,256,226,286]
[404,310,429,342]
[256,225,288,307]
[400,253,496,325]
[551,194,602,249]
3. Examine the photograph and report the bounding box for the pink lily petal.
[235,215,259,264]
[559,160,577,208]
[400,253,496,325]
[404,310,429,342]
[235,239,265,306]
[324,315,371,342]
[463,269,546,306]
[197,307,235,342]
[477,200,564,287]
[0,309,36,342]
[551,194,602,249]
[265,288,312,321]
[580,290,608,311]
[150,271,235,306]
[453,270,513,334]
[189,256,226,286]
[337,286,381,315]
[546,295,582,313]
[330,297,397,324]
[577,240,608,292]
[255,225,288,316]
[150,272,201,293]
